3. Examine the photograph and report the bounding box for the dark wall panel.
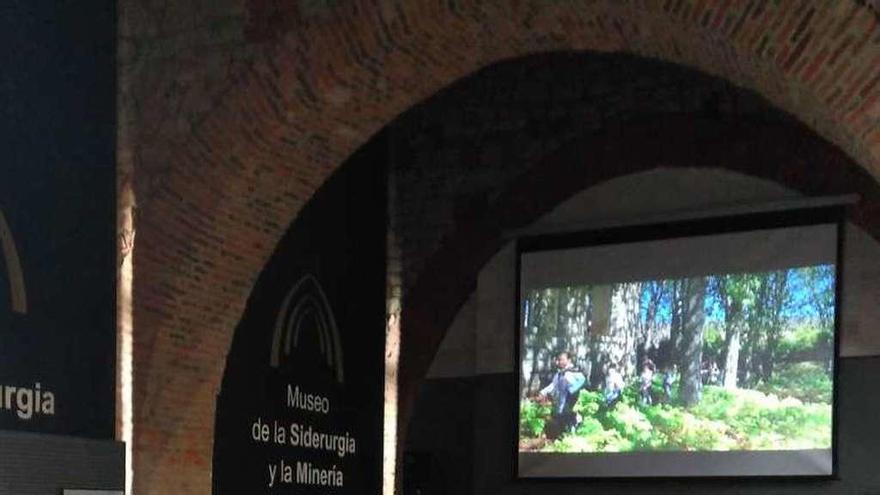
[212,136,387,494]
[0,431,124,494]
[405,377,476,495]
[1,0,117,438]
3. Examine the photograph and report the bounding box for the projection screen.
[516,210,840,479]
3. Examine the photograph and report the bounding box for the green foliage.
[606,403,654,446]
[702,322,724,363]
[692,386,831,450]
[759,362,833,404]
[777,325,832,360]
[519,399,550,438]
[528,385,831,454]
[641,404,736,450]
[798,265,835,329]
[619,382,642,405]
[573,390,602,417]
[548,424,631,453]
[540,391,635,452]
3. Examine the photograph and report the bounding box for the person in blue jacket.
[538,351,586,439]
[603,363,625,407]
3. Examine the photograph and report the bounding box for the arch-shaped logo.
[0,208,27,315]
[270,274,344,383]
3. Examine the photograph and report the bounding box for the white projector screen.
[516,211,840,479]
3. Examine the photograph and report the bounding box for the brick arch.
[129,2,880,492]
[399,114,880,439]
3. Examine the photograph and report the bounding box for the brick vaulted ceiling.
[118,1,880,492]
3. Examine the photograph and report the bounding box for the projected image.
[519,266,835,455]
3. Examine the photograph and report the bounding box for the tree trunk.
[610,283,641,377]
[670,280,684,355]
[527,344,539,396]
[555,288,564,351]
[577,287,592,379]
[762,271,788,383]
[679,277,707,406]
[722,325,740,389]
[588,285,614,385]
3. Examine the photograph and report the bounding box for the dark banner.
[0,1,116,438]
[213,137,387,494]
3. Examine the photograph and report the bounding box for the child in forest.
[640,359,656,406]
[663,365,677,402]
[603,363,625,407]
[709,362,720,385]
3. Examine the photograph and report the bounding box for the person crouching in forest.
[639,359,657,406]
[537,351,586,439]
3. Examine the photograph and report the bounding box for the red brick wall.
[118,1,880,492]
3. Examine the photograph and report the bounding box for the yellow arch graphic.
[0,209,27,314]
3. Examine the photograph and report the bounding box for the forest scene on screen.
[519,265,835,454]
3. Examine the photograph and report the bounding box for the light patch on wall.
[385,222,403,495]
[118,245,133,495]
[384,302,401,494]
[117,183,135,495]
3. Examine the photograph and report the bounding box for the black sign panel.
[213,137,387,494]
[0,2,116,438]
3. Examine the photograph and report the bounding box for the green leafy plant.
[759,361,832,404]
[520,398,550,438]
[530,384,831,453]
